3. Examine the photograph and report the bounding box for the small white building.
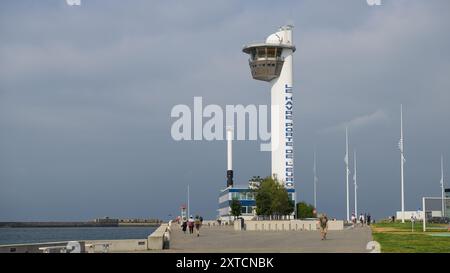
[396,210,444,221]
[396,211,424,221]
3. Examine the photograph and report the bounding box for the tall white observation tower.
[243,25,296,189]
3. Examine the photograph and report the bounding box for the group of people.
[351,212,372,227]
[181,215,203,237]
[178,212,372,242]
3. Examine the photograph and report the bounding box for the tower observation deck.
[243,25,296,190]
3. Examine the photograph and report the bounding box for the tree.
[255,177,276,217]
[250,176,263,182]
[296,201,316,219]
[230,197,242,219]
[255,176,294,219]
[249,176,263,190]
[284,200,295,217]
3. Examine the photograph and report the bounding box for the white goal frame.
[422,196,450,232]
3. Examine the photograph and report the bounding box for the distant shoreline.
[0,222,161,228]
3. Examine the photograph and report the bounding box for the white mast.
[399,104,405,223]
[313,148,318,209]
[354,150,358,217]
[227,128,233,171]
[441,155,445,218]
[187,184,190,218]
[226,127,234,187]
[345,127,350,222]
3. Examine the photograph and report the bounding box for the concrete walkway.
[157,225,372,253]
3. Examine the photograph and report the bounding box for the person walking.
[359,213,364,227]
[181,217,187,234]
[318,213,329,240]
[194,215,202,237]
[188,215,195,234]
[367,214,371,226]
[351,213,356,227]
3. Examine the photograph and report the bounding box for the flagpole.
[187,184,190,218]
[313,147,317,209]
[400,104,405,223]
[346,127,350,222]
[354,150,357,217]
[441,155,445,218]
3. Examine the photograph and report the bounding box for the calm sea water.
[0,226,157,245]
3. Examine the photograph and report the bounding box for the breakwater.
[0,222,160,228]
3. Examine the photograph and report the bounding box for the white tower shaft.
[313,149,317,209]
[441,155,445,218]
[270,27,294,188]
[400,104,405,223]
[354,150,357,217]
[226,127,234,187]
[345,127,350,222]
[227,128,233,171]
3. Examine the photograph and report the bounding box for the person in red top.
[187,215,195,234]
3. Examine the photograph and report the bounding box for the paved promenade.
[157,225,372,253]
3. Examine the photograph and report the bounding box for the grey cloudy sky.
[1,0,449,221]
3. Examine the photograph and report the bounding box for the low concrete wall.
[324,220,344,230]
[0,239,150,253]
[171,220,233,228]
[202,220,220,227]
[238,220,344,231]
[85,239,147,253]
[198,220,233,227]
[0,241,85,253]
[147,223,169,250]
[234,220,241,230]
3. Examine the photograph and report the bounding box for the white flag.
[313,156,318,183]
[66,0,81,6]
[399,138,406,162]
[441,155,444,186]
[398,138,403,153]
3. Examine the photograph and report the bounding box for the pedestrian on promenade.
[195,215,202,237]
[318,213,328,240]
[367,214,371,226]
[181,217,187,234]
[359,213,364,227]
[188,215,195,234]
[351,213,356,227]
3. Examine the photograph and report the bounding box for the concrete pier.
[147,224,372,253]
[0,221,373,253]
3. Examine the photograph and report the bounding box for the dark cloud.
[1,0,449,221]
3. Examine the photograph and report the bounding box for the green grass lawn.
[373,221,447,231]
[372,221,450,253]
